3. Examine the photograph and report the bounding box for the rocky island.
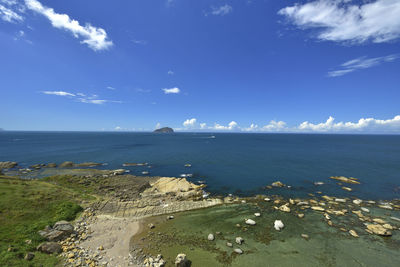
[153,127,174,133]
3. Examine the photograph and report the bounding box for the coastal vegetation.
[0,175,87,266]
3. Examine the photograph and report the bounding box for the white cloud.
[213,121,238,130]
[298,115,400,132]
[114,126,122,131]
[0,3,23,22]
[328,54,399,77]
[183,118,197,127]
[25,0,113,51]
[155,122,161,129]
[77,98,107,105]
[162,87,180,94]
[42,90,75,97]
[209,4,233,16]
[167,70,174,75]
[200,123,207,129]
[263,120,287,131]
[107,86,116,90]
[243,123,259,132]
[278,0,400,44]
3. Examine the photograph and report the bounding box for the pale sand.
[80,215,140,267]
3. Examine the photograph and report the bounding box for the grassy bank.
[0,175,94,267]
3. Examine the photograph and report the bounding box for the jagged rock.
[53,221,74,232]
[37,242,62,254]
[366,224,392,236]
[154,127,174,133]
[274,220,284,231]
[113,169,127,175]
[207,234,214,241]
[235,237,244,245]
[373,218,386,224]
[245,219,256,225]
[175,253,189,267]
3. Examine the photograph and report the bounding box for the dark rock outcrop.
[0,161,18,169]
[37,242,62,254]
[153,127,174,133]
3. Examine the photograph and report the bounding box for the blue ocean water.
[1,131,399,199]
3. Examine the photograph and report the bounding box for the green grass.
[0,176,92,267]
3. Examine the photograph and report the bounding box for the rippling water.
[1,131,400,199]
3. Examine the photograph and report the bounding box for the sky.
[1,0,400,133]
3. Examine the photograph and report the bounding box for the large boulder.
[38,221,74,241]
[175,253,190,267]
[53,221,74,233]
[37,242,62,254]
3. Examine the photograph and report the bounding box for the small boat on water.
[142,171,149,175]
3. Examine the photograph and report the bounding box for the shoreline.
[1,161,400,266]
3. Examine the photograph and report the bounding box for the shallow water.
[134,203,400,267]
[1,132,400,199]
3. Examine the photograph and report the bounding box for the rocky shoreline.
[1,161,400,266]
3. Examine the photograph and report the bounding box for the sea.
[1,131,400,200]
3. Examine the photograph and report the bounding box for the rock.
[234,248,243,254]
[353,199,362,205]
[329,176,360,184]
[322,196,334,201]
[175,253,189,267]
[264,198,271,202]
[349,230,359,237]
[378,204,393,210]
[245,219,256,225]
[335,198,347,203]
[68,252,75,258]
[167,215,175,220]
[390,216,400,222]
[123,162,148,166]
[0,161,18,169]
[366,224,392,236]
[274,220,284,231]
[301,234,309,240]
[98,246,104,251]
[148,223,155,229]
[75,162,103,167]
[361,207,370,213]
[254,212,261,217]
[298,213,305,218]
[342,186,352,192]
[226,242,233,247]
[154,127,174,133]
[46,163,57,168]
[324,213,331,220]
[207,234,215,241]
[38,229,66,242]
[382,224,394,230]
[314,181,324,185]
[235,237,244,245]
[53,221,74,233]
[59,161,74,168]
[113,169,127,175]
[373,218,386,224]
[37,242,62,254]
[311,206,325,212]
[279,204,291,213]
[271,181,284,187]
[24,252,35,261]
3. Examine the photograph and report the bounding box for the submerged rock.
[311,206,325,212]
[349,230,359,238]
[342,186,353,192]
[361,207,370,213]
[279,204,291,213]
[330,176,360,184]
[353,199,363,205]
[234,248,243,254]
[366,224,392,236]
[271,181,285,187]
[235,237,244,245]
[59,161,74,168]
[274,220,284,231]
[245,219,256,225]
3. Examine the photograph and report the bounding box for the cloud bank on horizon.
[178,115,400,134]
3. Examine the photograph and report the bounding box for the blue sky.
[1,0,399,133]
